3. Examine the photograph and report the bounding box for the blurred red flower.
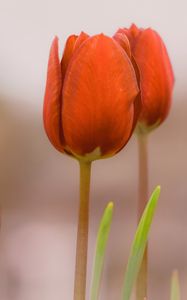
[114,24,174,133]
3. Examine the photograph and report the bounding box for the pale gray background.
[0,0,187,299]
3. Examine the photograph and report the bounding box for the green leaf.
[90,202,114,300]
[171,270,180,300]
[122,185,161,300]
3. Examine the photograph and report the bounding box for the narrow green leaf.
[90,202,114,300]
[122,185,161,300]
[171,270,180,300]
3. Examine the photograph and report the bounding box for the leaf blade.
[90,202,114,300]
[122,186,161,300]
[171,270,180,300]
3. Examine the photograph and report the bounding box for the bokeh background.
[0,0,187,299]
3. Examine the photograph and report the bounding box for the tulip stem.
[74,160,92,300]
[136,133,149,300]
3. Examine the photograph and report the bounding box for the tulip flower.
[114,24,174,300]
[43,32,140,300]
[43,32,140,161]
[114,24,174,133]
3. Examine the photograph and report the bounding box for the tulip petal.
[61,32,89,78]
[114,28,141,85]
[132,29,174,126]
[43,37,64,152]
[62,34,139,157]
[125,24,142,47]
[113,30,142,127]
[61,35,78,80]
[113,31,131,58]
[74,31,90,51]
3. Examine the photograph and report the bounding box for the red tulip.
[43,32,140,161]
[114,24,174,132]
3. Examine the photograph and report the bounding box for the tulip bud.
[43,32,140,161]
[114,24,174,133]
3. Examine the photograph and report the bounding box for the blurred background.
[0,0,187,299]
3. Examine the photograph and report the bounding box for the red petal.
[61,32,89,79]
[133,29,174,126]
[43,37,64,152]
[62,34,139,157]
[113,31,131,58]
[113,29,142,129]
[61,35,78,81]
[114,29,141,88]
[129,24,141,39]
[74,31,90,51]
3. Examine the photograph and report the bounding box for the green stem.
[136,133,149,300]
[74,160,92,300]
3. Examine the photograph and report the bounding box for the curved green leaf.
[90,202,114,300]
[171,270,180,300]
[122,186,161,300]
